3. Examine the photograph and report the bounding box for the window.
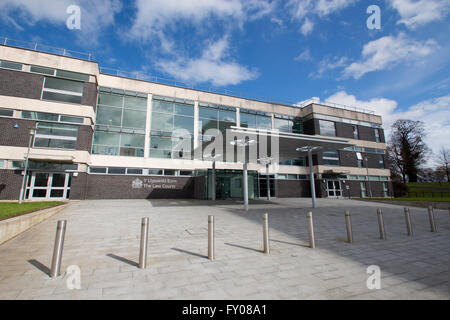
[0,108,14,117]
[55,70,90,82]
[360,182,367,198]
[274,115,302,134]
[0,60,22,71]
[30,65,55,76]
[383,182,389,197]
[108,167,126,175]
[42,77,84,104]
[92,131,145,157]
[240,109,272,130]
[319,120,336,136]
[148,169,163,176]
[34,122,78,150]
[356,152,364,168]
[89,167,107,174]
[22,111,84,124]
[180,170,194,176]
[353,125,359,139]
[127,168,143,175]
[0,160,5,169]
[378,154,385,169]
[323,151,340,166]
[374,129,381,142]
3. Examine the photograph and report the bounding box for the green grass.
[355,197,450,203]
[0,202,65,221]
[407,182,450,189]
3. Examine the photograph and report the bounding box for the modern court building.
[0,42,392,202]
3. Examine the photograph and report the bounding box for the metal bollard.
[428,206,437,232]
[306,212,315,248]
[208,216,215,260]
[404,207,413,236]
[50,220,67,278]
[377,208,386,240]
[139,217,149,269]
[263,213,270,254]
[345,211,353,243]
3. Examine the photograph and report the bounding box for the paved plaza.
[0,198,449,300]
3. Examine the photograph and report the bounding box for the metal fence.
[0,37,93,61]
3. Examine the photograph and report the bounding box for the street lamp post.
[258,157,274,201]
[297,146,322,209]
[230,138,256,211]
[365,157,373,198]
[19,128,36,204]
[204,153,222,201]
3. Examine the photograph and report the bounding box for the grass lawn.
[0,202,65,221]
[354,197,450,203]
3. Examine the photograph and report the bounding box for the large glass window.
[93,88,148,157]
[150,96,195,159]
[0,108,14,117]
[274,115,302,133]
[353,125,359,139]
[319,120,336,136]
[42,77,84,104]
[240,109,272,130]
[34,122,78,150]
[323,150,340,166]
[374,128,381,142]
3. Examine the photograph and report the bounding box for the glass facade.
[240,109,272,130]
[150,96,195,159]
[319,120,336,136]
[93,87,147,157]
[323,150,340,166]
[274,114,302,133]
[42,77,84,104]
[34,122,78,150]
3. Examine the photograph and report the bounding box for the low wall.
[0,203,70,245]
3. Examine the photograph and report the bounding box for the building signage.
[132,178,179,190]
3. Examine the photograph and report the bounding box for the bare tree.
[387,120,430,183]
[436,147,450,182]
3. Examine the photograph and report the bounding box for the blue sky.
[0,0,449,164]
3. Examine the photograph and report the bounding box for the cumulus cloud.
[0,0,122,44]
[129,0,275,41]
[310,56,348,78]
[287,0,358,35]
[389,0,450,29]
[327,91,450,157]
[155,37,258,87]
[342,33,438,79]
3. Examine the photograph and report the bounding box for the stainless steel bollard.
[404,207,413,236]
[306,212,315,248]
[345,211,353,243]
[377,208,386,240]
[263,213,270,254]
[50,220,67,278]
[208,215,215,260]
[139,217,149,269]
[428,206,437,232]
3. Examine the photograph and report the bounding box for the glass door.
[26,172,71,200]
[326,180,342,198]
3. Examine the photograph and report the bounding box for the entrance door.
[26,172,71,200]
[326,180,342,198]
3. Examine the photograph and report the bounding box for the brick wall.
[0,170,23,200]
[0,69,44,100]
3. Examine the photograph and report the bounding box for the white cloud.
[300,18,314,36]
[389,0,450,29]
[342,33,438,79]
[310,56,348,78]
[155,37,258,87]
[327,91,450,158]
[295,48,313,61]
[0,0,122,44]
[287,0,358,35]
[129,0,275,41]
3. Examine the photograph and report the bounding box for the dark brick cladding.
[82,82,98,109]
[0,117,93,151]
[0,69,44,100]
[0,170,23,200]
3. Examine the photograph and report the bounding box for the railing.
[1,36,377,115]
[394,191,450,198]
[0,37,93,61]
